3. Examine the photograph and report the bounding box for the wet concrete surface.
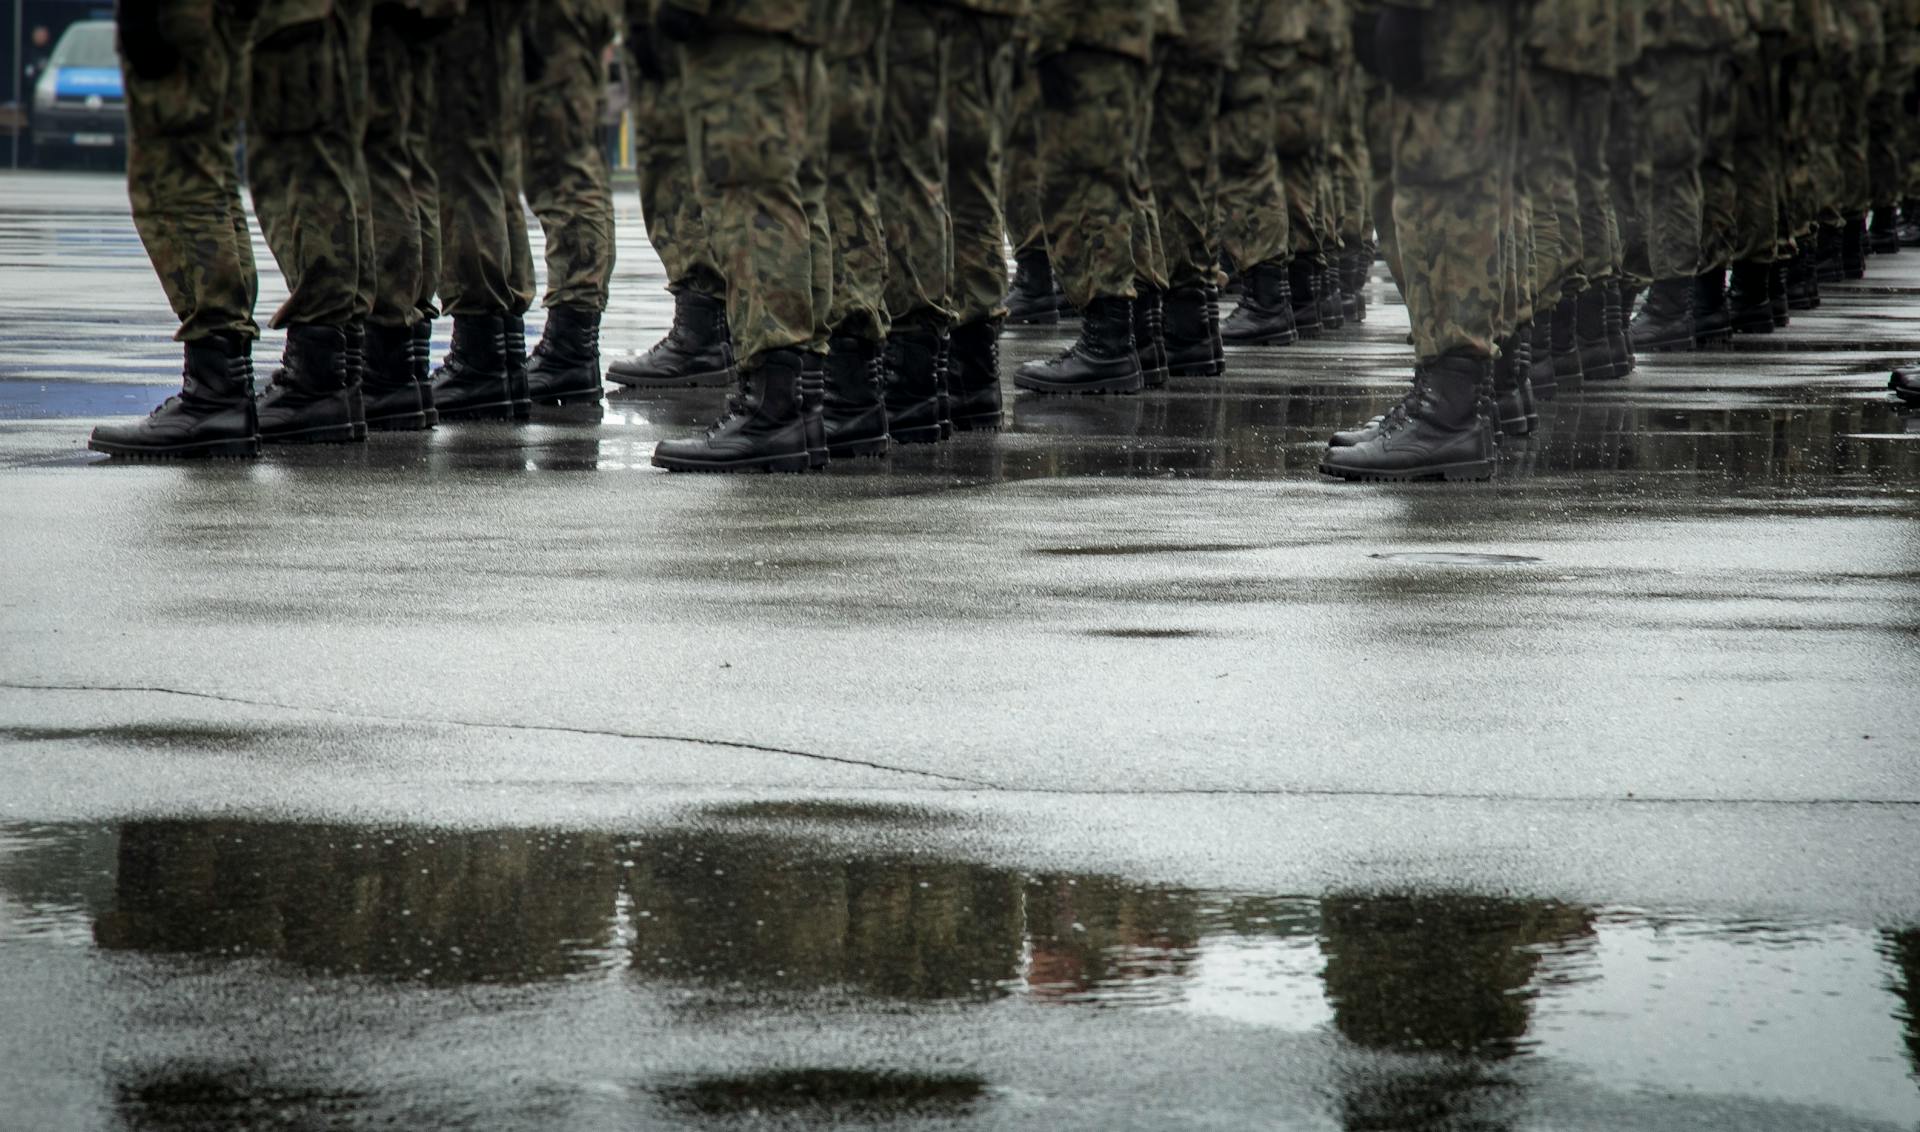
[2,169,1919,1129]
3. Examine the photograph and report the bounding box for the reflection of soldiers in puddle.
[1319,894,1595,1131]
[1888,928,1920,1082]
[1021,877,1205,1002]
[93,822,620,985]
[623,840,1023,1001]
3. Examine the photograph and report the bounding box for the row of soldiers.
[90,0,1920,482]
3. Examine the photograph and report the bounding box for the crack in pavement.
[0,681,999,789]
[3,682,1917,807]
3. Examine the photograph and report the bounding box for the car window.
[50,22,120,69]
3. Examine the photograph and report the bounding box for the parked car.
[31,21,126,168]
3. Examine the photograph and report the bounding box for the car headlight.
[34,71,56,111]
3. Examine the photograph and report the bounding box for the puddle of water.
[1,820,1916,1129]
[1371,552,1544,566]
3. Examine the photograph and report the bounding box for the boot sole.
[88,437,260,459]
[828,436,891,458]
[888,423,945,445]
[262,423,362,445]
[952,412,1003,432]
[1169,360,1225,378]
[436,400,518,422]
[531,384,607,407]
[1220,331,1297,347]
[1318,458,1495,483]
[606,367,733,389]
[1012,374,1144,396]
[651,450,812,473]
[1142,367,1170,389]
[367,411,431,432]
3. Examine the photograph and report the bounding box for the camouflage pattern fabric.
[433,0,533,316]
[344,0,376,320]
[825,1,892,340]
[1329,57,1372,252]
[249,0,365,330]
[1217,39,1290,274]
[677,30,824,365]
[1385,0,1521,361]
[800,47,833,348]
[1273,45,1330,264]
[631,64,725,297]
[1128,53,1169,292]
[1149,48,1226,289]
[948,10,1018,325]
[1571,74,1620,286]
[122,0,261,343]
[879,0,954,329]
[409,37,443,316]
[1698,52,1741,272]
[1634,49,1712,280]
[1727,40,1785,263]
[1035,48,1150,307]
[1523,66,1587,304]
[367,6,426,328]
[1004,49,1048,257]
[526,0,620,312]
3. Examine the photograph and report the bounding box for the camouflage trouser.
[1275,47,1331,264]
[801,48,833,348]
[1636,49,1711,281]
[1006,60,1048,257]
[123,0,260,342]
[1523,65,1585,305]
[1037,49,1149,307]
[1609,71,1651,285]
[1149,51,1225,290]
[1790,65,1847,231]
[434,0,534,317]
[1868,56,1916,207]
[1571,74,1619,284]
[1329,59,1371,250]
[826,39,891,340]
[409,38,441,315]
[1728,44,1784,263]
[1365,74,1401,290]
[947,10,1016,326]
[1836,62,1875,215]
[1129,53,1168,291]
[367,5,424,328]
[631,62,722,296]
[679,31,825,365]
[343,0,374,319]
[1698,53,1740,273]
[526,0,619,312]
[1390,0,1519,361]
[1217,44,1290,273]
[879,0,952,329]
[249,0,364,329]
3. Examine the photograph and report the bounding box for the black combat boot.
[1813,223,1845,283]
[1220,259,1296,345]
[1006,248,1068,324]
[948,318,1005,431]
[1340,246,1369,323]
[1329,366,1424,448]
[258,323,362,444]
[1899,201,1920,247]
[1840,213,1867,278]
[526,304,605,405]
[1205,285,1226,369]
[1013,295,1143,395]
[1576,285,1611,378]
[1693,269,1732,347]
[650,348,812,473]
[1492,331,1536,438]
[607,286,735,387]
[430,314,515,420]
[1629,278,1696,352]
[411,319,440,426]
[1528,315,1557,399]
[1318,264,1345,331]
[1786,250,1821,310]
[504,315,532,420]
[343,321,369,439]
[1608,281,1636,377]
[1768,262,1791,327]
[799,351,830,468]
[1550,295,1584,385]
[1289,259,1322,338]
[1319,350,1496,482]
[1869,207,1901,255]
[362,321,430,431]
[1134,286,1169,388]
[1889,362,1920,406]
[1728,260,1775,335]
[882,325,945,443]
[88,331,259,459]
[1164,287,1223,377]
[823,334,889,457]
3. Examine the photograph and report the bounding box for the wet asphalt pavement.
[2,169,1919,1130]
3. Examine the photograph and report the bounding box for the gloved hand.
[116,0,181,81]
[655,2,707,43]
[629,22,666,81]
[1036,53,1077,112]
[1367,7,1427,89]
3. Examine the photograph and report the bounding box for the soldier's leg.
[1216,45,1296,345]
[1273,46,1331,335]
[501,0,537,417]
[1127,48,1171,388]
[1151,53,1227,376]
[524,0,618,404]
[361,3,432,431]
[1695,52,1740,345]
[1629,49,1711,353]
[947,9,1017,428]
[1012,48,1148,395]
[1331,59,1374,321]
[822,27,892,458]
[91,0,261,459]
[652,30,819,472]
[406,29,444,413]
[425,0,522,418]
[1322,0,1511,482]
[1004,51,1061,321]
[1727,44,1784,335]
[797,46,833,464]
[248,0,367,443]
[1570,73,1626,373]
[877,0,953,441]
